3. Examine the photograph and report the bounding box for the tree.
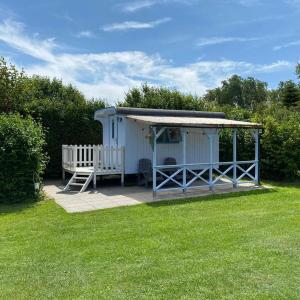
[23,76,86,106]
[278,80,300,108]
[0,57,27,113]
[121,83,203,110]
[203,75,268,110]
[296,63,300,80]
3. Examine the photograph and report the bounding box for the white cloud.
[0,19,293,103]
[121,0,156,12]
[0,19,56,62]
[102,18,171,32]
[273,39,300,51]
[75,30,95,38]
[120,0,197,12]
[197,36,262,47]
[233,0,262,6]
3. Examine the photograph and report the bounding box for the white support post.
[182,129,187,192]
[73,145,77,171]
[121,146,125,187]
[254,129,260,186]
[233,128,237,188]
[93,145,99,189]
[208,134,214,191]
[152,127,157,198]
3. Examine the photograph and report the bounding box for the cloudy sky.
[0,0,299,103]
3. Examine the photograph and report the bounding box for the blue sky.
[0,0,299,103]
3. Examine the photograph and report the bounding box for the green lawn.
[1,183,300,299]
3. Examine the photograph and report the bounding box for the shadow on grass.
[146,187,278,208]
[0,196,42,215]
[262,180,300,189]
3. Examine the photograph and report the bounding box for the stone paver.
[43,180,265,213]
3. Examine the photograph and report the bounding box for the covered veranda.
[127,115,263,197]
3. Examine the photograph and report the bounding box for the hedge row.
[0,114,48,203]
[26,100,104,178]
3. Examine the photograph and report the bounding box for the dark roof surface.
[116,107,226,119]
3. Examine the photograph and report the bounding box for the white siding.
[123,118,219,174]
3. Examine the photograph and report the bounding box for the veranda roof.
[126,115,262,129]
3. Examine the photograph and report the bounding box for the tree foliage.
[278,80,300,108]
[0,58,27,113]
[204,75,268,110]
[122,84,203,110]
[0,114,48,203]
[26,99,104,177]
[0,58,105,178]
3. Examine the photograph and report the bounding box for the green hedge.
[253,107,300,179]
[0,114,48,203]
[26,100,104,178]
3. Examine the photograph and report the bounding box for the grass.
[1,183,300,299]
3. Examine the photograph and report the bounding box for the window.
[157,128,181,144]
[111,118,115,139]
[167,128,181,143]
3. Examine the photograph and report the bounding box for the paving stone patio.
[44,180,263,213]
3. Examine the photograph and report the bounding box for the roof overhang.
[94,106,226,120]
[94,107,117,119]
[126,115,262,129]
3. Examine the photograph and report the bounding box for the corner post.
[182,129,187,192]
[62,146,66,181]
[121,146,125,187]
[254,129,260,186]
[208,134,214,191]
[152,127,157,198]
[233,128,237,188]
[73,145,77,171]
[93,145,99,189]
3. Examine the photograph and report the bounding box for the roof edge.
[115,107,226,119]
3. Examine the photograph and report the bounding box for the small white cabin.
[94,107,221,175]
[62,107,261,194]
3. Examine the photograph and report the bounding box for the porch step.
[63,172,94,193]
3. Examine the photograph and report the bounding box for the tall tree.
[278,80,300,108]
[203,75,268,110]
[121,83,203,110]
[0,57,27,113]
[296,63,300,80]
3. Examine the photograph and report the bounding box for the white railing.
[62,145,124,174]
[93,145,124,173]
[153,160,258,193]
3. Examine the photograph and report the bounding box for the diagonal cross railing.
[153,160,258,193]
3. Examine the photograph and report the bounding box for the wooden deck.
[62,145,125,192]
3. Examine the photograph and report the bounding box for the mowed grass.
[1,183,300,299]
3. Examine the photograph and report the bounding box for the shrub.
[25,100,104,178]
[253,106,300,179]
[0,114,48,203]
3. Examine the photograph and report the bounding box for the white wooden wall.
[123,118,219,174]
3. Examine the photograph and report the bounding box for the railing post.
[62,145,65,180]
[152,127,157,198]
[233,128,237,188]
[182,129,187,192]
[93,145,99,189]
[208,134,214,191]
[254,129,260,186]
[121,146,125,187]
[73,145,77,171]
